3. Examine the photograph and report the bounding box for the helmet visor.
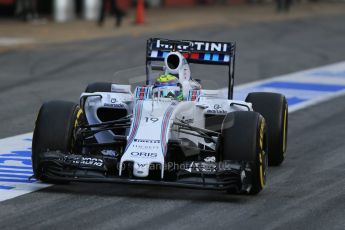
[153,86,181,99]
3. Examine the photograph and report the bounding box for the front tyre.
[221,111,268,195]
[32,101,81,182]
[246,92,288,166]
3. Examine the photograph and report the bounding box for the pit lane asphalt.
[0,14,345,230]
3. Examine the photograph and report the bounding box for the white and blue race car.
[32,38,288,195]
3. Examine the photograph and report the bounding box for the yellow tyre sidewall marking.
[74,108,83,128]
[72,108,83,150]
[259,119,266,189]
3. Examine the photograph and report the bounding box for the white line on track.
[0,61,345,202]
[0,37,36,46]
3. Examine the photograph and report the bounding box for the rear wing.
[146,38,236,99]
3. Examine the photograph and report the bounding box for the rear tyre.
[32,101,82,183]
[221,111,268,195]
[246,92,288,166]
[85,82,112,93]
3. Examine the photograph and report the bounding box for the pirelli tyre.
[221,111,268,195]
[85,82,113,93]
[245,92,288,166]
[32,101,83,182]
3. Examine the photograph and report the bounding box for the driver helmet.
[153,74,183,100]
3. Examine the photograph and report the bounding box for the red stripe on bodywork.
[139,87,145,100]
[191,90,197,101]
[191,53,199,59]
[183,53,190,59]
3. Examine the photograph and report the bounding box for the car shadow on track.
[40,182,256,203]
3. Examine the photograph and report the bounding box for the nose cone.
[133,162,150,177]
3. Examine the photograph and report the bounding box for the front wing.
[36,151,254,193]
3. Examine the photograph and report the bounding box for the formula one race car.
[32,38,288,195]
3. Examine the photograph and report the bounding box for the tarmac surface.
[0,7,345,230]
[1,3,345,51]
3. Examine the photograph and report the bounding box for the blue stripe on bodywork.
[163,52,169,58]
[212,54,219,61]
[204,53,211,61]
[224,55,230,62]
[158,50,163,57]
[259,81,345,92]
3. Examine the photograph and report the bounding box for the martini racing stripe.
[187,89,201,101]
[150,50,230,63]
[125,100,144,151]
[160,105,175,155]
[135,86,151,100]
